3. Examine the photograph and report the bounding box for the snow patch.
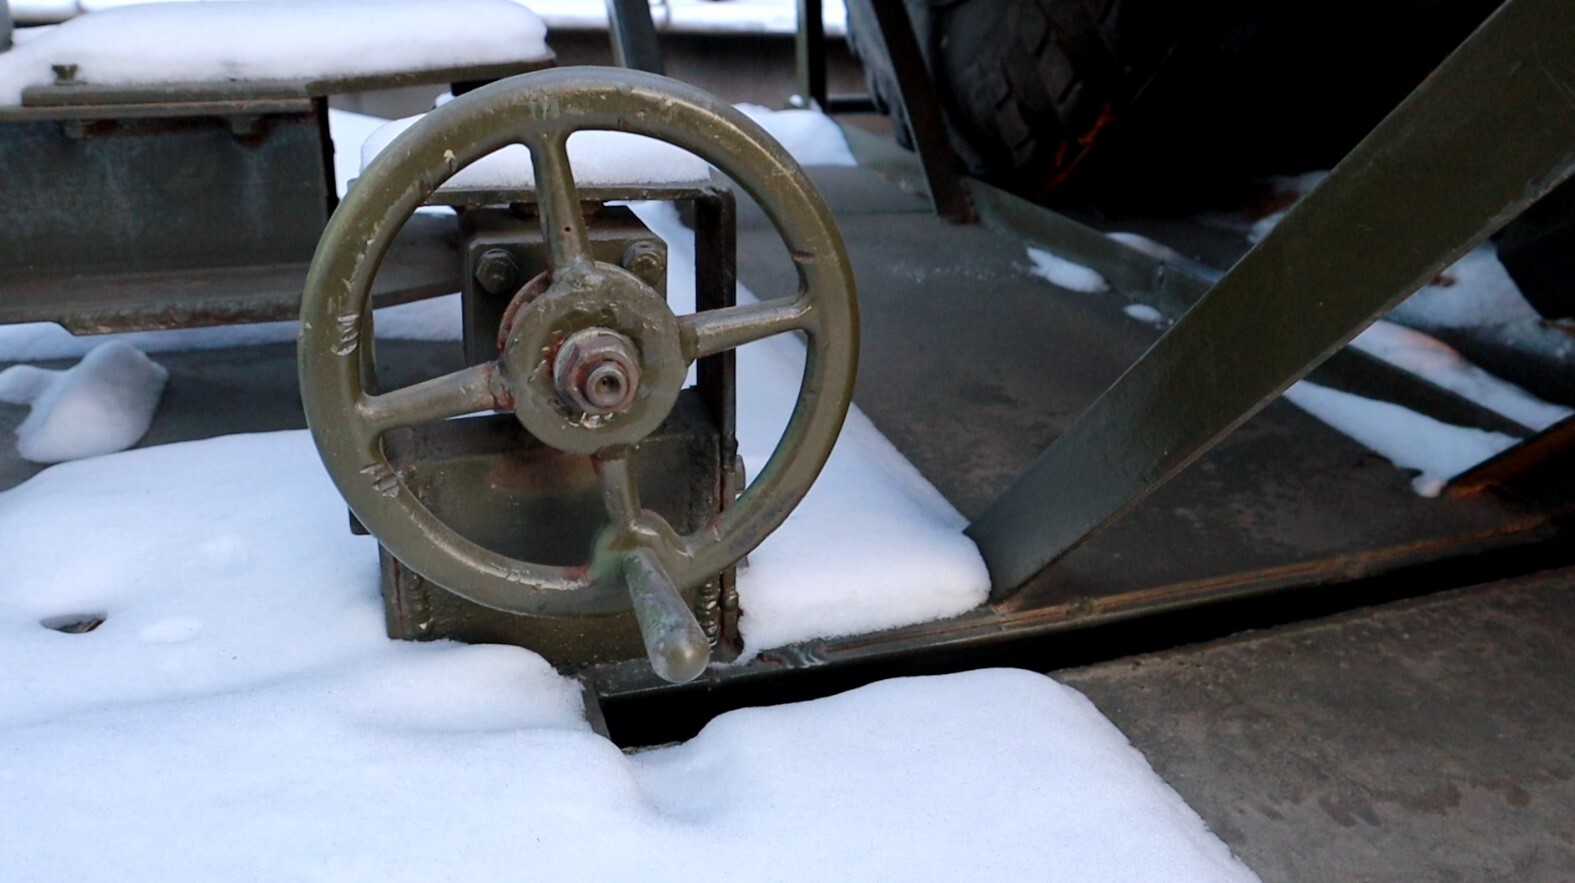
[1351,320,1570,431]
[1392,244,1547,329]
[1124,303,1167,326]
[1282,380,1518,496]
[0,341,167,463]
[0,0,549,105]
[361,117,713,190]
[734,102,858,167]
[1027,247,1110,293]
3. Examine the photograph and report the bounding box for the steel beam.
[795,0,828,109]
[967,0,1575,597]
[863,0,971,222]
[604,0,665,75]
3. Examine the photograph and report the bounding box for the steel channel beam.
[604,0,665,75]
[1449,415,1575,497]
[966,0,1575,597]
[863,0,972,222]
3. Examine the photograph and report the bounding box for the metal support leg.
[604,0,665,75]
[966,0,1575,597]
[1,1,12,53]
[864,0,972,222]
[795,0,828,110]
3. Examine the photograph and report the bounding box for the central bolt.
[553,328,642,417]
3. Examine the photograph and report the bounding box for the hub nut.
[553,328,642,417]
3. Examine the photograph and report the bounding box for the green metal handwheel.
[299,68,858,683]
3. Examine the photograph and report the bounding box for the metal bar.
[604,0,665,75]
[795,0,828,109]
[864,0,972,222]
[966,177,1534,438]
[1448,415,1575,496]
[966,0,1575,597]
[2,1,13,54]
[825,94,878,114]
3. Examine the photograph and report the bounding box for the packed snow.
[1027,247,1110,293]
[1351,320,1571,431]
[0,435,1254,878]
[0,0,549,105]
[0,341,166,463]
[1283,381,1518,496]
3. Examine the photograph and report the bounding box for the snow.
[1282,380,1518,496]
[361,117,713,191]
[1351,320,1571,431]
[734,103,859,167]
[0,428,1247,883]
[0,0,549,105]
[1027,247,1110,293]
[0,448,1256,882]
[1391,243,1548,329]
[326,108,392,198]
[0,341,167,463]
[1124,303,1167,325]
[358,102,855,194]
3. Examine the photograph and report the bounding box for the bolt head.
[474,249,521,296]
[620,240,666,289]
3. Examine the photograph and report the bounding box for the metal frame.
[965,0,1575,595]
[604,0,665,74]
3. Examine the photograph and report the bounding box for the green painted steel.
[967,0,1575,596]
[299,69,857,630]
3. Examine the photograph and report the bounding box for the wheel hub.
[500,262,685,455]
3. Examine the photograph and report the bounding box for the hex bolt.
[473,248,521,296]
[553,328,642,416]
[620,240,666,289]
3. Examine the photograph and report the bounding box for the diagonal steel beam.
[967,0,1575,598]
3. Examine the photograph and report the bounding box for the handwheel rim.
[299,68,858,617]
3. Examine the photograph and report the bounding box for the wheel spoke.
[596,452,642,532]
[525,130,592,271]
[679,296,812,361]
[359,362,506,436]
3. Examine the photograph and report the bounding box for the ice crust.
[0,341,167,462]
[0,0,549,105]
